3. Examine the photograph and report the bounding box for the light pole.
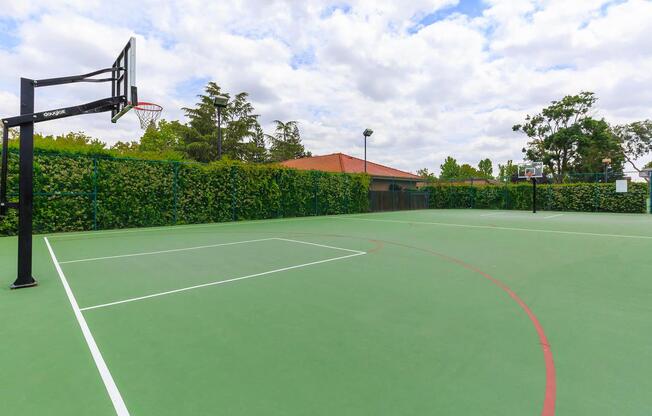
[214,95,228,160]
[363,128,373,173]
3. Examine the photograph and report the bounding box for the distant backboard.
[518,162,543,179]
[111,37,137,123]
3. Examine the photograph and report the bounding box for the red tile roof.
[280,153,421,180]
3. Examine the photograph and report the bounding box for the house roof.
[280,153,421,180]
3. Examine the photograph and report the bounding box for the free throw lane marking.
[59,238,276,264]
[44,237,130,416]
[274,238,366,254]
[543,214,564,219]
[80,252,366,311]
[480,212,503,217]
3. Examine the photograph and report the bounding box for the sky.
[1,0,651,174]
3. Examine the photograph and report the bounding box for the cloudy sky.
[1,0,651,174]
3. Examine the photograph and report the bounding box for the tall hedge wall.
[425,182,648,213]
[0,152,370,236]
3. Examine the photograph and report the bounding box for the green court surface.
[2,209,652,415]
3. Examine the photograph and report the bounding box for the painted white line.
[335,217,652,240]
[49,215,325,240]
[80,252,366,311]
[480,212,503,217]
[274,238,365,255]
[44,237,129,416]
[543,214,565,219]
[59,238,276,264]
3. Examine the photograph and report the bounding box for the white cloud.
[1,0,651,174]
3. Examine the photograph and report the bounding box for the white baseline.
[44,237,129,416]
[335,216,652,239]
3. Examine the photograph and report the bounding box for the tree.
[242,124,268,163]
[181,82,266,162]
[139,119,188,153]
[611,120,652,175]
[439,156,460,180]
[574,118,623,175]
[498,160,518,182]
[513,92,598,179]
[458,163,480,179]
[417,168,436,183]
[268,120,311,162]
[477,158,493,177]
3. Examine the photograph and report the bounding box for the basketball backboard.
[518,162,543,179]
[111,37,137,123]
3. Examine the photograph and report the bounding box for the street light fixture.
[363,128,373,173]
[213,95,229,160]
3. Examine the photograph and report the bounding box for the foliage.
[513,92,629,181]
[439,156,460,180]
[0,152,369,236]
[424,182,647,213]
[611,120,652,174]
[498,160,518,182]
[267,120,311,162]
[417,168,437,183]
[477,158,493,177]
[459,163,480,178]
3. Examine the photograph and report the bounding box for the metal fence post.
[231,165,237,221]
[92,157,98,230]
[173,162,179,225]
[313,171,318,216]
[649,178,652,214]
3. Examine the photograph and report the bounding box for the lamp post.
[363,128,373,173]
[213,95,228,160]
[602,158,611,183]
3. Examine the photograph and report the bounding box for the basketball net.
[134,102,163,129]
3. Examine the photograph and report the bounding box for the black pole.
[364,135,367,173]
[217,106,222,160]
[532,177,537,214]
[12,78,37,289]
[0,126,8,216]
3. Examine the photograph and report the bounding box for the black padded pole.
[12,78,37,289]
[0,125,8,216]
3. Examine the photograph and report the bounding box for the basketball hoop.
[133,102,162,129]
[526,171,533,180]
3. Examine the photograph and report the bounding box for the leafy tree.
[477,158,493,177]
[139,119,188,153]
[574,119,623,175]
[417,168,437,183]
[513,92,597,178]
[268,120,311,162]
[459,163,480,179]
[30,131,107,155]
[611,120,652,176]
[498,160,518,182]
[439,156,460,180]
[181,82,266,162]
[242,124,268,163]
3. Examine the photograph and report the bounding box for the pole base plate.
[10,278,38,289]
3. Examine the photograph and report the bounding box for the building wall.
[370,179,418,191]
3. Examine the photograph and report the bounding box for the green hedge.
[0,152,370,236]
[425,182,648,213]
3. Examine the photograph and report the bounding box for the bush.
[424,182,647,213]
[0,151,370,236]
